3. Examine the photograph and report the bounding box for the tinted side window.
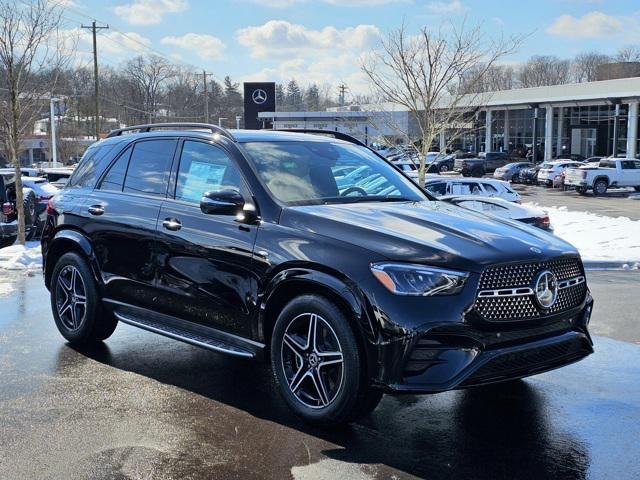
[67,142,119,189]
[482,183,498,193]
[425,182,446,196]
[123,140,176,196]
[99,147,132,191]
[175,141,243,204]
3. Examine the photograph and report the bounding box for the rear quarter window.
[66,142,122,189]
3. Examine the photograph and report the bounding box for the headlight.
[370,263,468,296]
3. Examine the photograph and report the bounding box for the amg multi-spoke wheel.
[55,265,87,331]
[51,252,118,344]
[271,294,383,425]
[281,313,344,409]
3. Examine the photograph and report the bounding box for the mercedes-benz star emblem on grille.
[534,270,558,309]
[252,89,267,105]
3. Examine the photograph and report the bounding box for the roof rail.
[106,123,235,141]
[272,128,367,147]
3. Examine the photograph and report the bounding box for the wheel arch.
[258,266,376,367]
[44,229,99,290]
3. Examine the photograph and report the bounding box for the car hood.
[281,201,577,272]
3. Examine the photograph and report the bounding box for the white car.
[537,161,584,186]
[443,195,551,230]
[424,177,521,202]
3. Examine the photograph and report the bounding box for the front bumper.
[377,296,594,394]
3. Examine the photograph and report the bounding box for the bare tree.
[572,52,611,83]
[615,45,640,63]
[362,22,524,186]
[0,0,70,244]
[460,63,515,93]
[517,55,572,88]
[123,55,176,122]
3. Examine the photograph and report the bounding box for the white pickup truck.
[565,158,640,195]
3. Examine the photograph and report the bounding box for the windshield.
[241,141,426,205]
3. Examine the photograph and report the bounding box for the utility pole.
[338,84,348,108]
[202,71,214,123]
[82,21,109,140]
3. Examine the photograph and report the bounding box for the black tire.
[471,168,484,178]
[511,174,519,183]
[50,252,118,344]
[23,191,38,241]
[593,179,608,196]
[576,187,587,195]
[439,164,450,173]
[270,294,381,425]
[634,186,640,192]
[0,236,16,248]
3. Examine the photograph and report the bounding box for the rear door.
[620,160,640,186]
[82,138,177,309]
[153,139,260,338]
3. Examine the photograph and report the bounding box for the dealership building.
[258,77,640,160]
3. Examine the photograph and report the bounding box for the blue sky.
[60,0,640,93]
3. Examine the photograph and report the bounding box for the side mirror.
[200,189,245,215]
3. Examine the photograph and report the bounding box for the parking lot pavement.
[1,272,639,480]
[512,184,640,220]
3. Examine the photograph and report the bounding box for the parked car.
[423,177,521,202]
[21,177,58,235]
[0,167,40,177]
[565,158,640,195]
[425,152,455,173]
[584,156,603,164]
[454,152,518,177]
[493,162,534,182]
[519,162,545,184]
[0,173,38,247]
[40,167,75,183]
[556,153,586,162]
[442,195,552,230]
[42,123,593,425]
[537,161,584,186]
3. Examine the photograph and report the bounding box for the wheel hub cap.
[281,313,344,409]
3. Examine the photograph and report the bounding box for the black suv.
[42,124,594,425]
[454,152,519,177]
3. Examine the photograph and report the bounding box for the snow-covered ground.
[0,241,42,271]
[528,204,640,266]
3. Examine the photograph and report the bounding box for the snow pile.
[0,241,42,271]
[532,205,640,264]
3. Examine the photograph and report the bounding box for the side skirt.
[103,299,265,359]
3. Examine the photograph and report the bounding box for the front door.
[154,140,260,338]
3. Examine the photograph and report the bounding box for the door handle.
[87,205,104,216]
[162,218,182,231]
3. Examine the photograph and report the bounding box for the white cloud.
[114,0,188,25]
[426,0,465,14]
[161,33,226,60]
[547,11,622,38]
[236,20,381,59]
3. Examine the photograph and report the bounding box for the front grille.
[474,257,586,321]
[462,336,591,385]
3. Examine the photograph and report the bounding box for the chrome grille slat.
[475,258,586,321]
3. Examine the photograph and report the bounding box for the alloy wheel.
[55,265,87,331]
[281,313,344,409]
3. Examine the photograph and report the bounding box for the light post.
[235,115,242,129]
[50,97,60,167]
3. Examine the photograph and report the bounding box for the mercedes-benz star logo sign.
[534,270,558,309]
[252,89,267,105]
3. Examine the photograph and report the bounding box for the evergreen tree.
[286,79,302,111]
[305,84,320,111]
[275,83,286,110]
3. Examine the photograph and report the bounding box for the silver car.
[493,162,534,182]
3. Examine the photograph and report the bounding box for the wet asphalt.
[0,271,639,480]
